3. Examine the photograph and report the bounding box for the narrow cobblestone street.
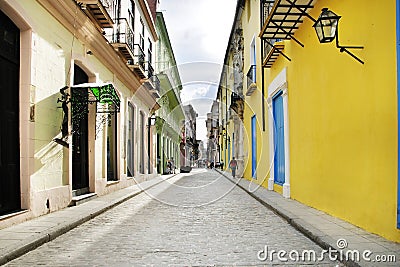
[6,169,339,266]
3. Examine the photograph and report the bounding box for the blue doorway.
[273,91,285,185]
[251,115,257,178]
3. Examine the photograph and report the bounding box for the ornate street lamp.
[313,8,340,43]
[313,8,364,64]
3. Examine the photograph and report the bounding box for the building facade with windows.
[182,105,198,167]
[0,0,160,228]
[206,100,220,165]
[217,0,256,179]
[154,11,184,175]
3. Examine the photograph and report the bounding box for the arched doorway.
[0,10,20,215]
[72,65,89,195]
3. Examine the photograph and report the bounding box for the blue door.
[251,115,257,178]
[273,92,285,185]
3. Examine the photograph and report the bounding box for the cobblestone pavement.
[6,169,341,266]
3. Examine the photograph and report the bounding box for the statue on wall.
[53,86,69,147]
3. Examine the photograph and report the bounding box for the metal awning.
[259,0,317,45]
[71,82,120,113]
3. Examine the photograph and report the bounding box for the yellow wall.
[263,0,399,241]
[242,0,270,188]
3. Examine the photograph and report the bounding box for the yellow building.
[220,0,400,242]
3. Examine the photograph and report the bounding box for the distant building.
[197,140,206,161]
[182,105,198,166]
[206,101,220,164]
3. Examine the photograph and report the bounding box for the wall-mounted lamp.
[313,8,364,64]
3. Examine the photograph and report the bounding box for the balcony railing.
[150,75,161,98]
[139,34,145,52]
[133,44,146,71]
[230,92,244,120]
[75,0,116,29]
[147,62,154,79]
[261,0,275,27]
[100,0,118,21]
[107,18,134,54]
[262,38,285,68]
[246,65,256,89]
[259,0,316,51]
[141,62,160,98]
[246,65,257,96]
[263,38,281,59]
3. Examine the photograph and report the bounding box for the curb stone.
[214,168,360,267]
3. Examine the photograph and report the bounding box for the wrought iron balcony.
[131,44,146,78]
[75,0,116,29]
[142,63,160,98]
[246,65,256,87]
[106,18,147,78]
[107,18,135,62]
[246,65,257,96]
[149,75,161,98]
[230,92,244,120]
[262,38,284,68]
[261,0,275,28]
[259,0,317,67]
[147,62,154,79]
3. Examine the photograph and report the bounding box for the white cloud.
[159,0,237,141]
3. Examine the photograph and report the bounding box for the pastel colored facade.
[217,0,400,242]
[217,0,255,178]
[0,0,160,228]
[154,11,184,174]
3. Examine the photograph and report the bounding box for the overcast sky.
[158,0,237,144]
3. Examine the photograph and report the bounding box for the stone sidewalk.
[215,169,400,267]
[0,174,176,265]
